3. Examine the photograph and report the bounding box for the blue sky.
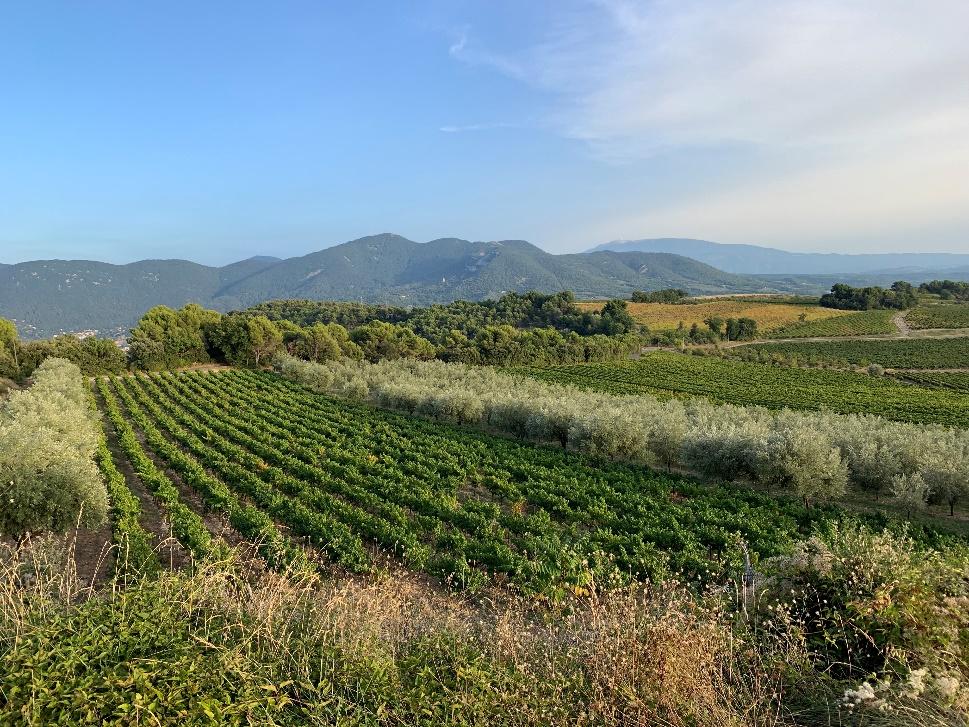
[1,1,967,265]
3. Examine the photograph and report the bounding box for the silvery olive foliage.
[274,354,969,510]
[0,358,108,536]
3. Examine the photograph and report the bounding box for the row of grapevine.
[765,309,897,338]
[727,336,969,369]
[103,368,946,596]
[110,375,361,572]
[88,387,157,575]
[901,372,969,393]
[517,352,969,426]
[97,380,214,558]
[907,304,969,330]
[108,377,312,572]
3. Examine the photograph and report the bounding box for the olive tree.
[0,358,107,537]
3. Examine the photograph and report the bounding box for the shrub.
[0,359,107,536]
[760,525,969,717]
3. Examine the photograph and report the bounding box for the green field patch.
[907,304,969,330]
[765,309,896,338]
[732,337,969,369]
[516,352,969,426]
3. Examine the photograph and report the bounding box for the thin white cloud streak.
[439,122,518,133]
[449,0,969,249]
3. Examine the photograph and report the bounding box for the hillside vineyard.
[95,369,863,590]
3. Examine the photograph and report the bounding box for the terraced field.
[907,304,969,330]
[93,368,872,595]
[515,352,969,426]
[731,337,969,369]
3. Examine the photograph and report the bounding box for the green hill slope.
[1,234,776,338]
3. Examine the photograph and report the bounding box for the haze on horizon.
[1,1,967,266]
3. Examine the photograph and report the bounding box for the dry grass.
[0,536,794,727]
[578,300,854,333]
[3,534,964,726]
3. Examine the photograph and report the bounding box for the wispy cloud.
[447,26,524,79]
[447,0,969,248]
[438,121,519,133]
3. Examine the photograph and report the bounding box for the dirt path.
[67,520,115,586]
[893,311,911,337]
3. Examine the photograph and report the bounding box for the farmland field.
[907,304,969,330]
[94,368,869,593]
[900,371,969,393]
[515,351,969,426]
[577,299,852,332]
[730,336,969,369]
[763,308,897,338]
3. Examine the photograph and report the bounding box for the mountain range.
[3,233,968,339]
[1,234,774,338]
[589,238,969,275]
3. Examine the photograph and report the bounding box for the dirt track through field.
[893,311,911,337]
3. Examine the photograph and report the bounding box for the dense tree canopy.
[820,282,918,311]
[208,314,284,367]
[630,288,687,303]
[128,304,221,370]
[920,279,969,301]
[246,291,644,343]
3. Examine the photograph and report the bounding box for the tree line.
[248,291,639,342]
[920,279,969,301]
[820,281,918,311]
[0,294,646,379]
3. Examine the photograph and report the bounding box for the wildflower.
[904,668,928,699]
[843,682,876,704]
[935,675,960,700]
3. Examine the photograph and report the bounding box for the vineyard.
[900,371,969,393]
[907,304,969,330]
[515,352,969,426]
[730,336,969,369]
[91,368,875,595]
[764,309,897,338]
[578,298,851,332]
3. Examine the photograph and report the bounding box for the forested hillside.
[2,234,779,337]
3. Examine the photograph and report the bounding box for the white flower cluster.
[843,669,963,712]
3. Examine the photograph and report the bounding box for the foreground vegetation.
[4,525,964,726]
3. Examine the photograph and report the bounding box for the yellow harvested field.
[577,300,856,332]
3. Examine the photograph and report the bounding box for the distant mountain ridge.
[588,238,969,275]
[1,234,775,338]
